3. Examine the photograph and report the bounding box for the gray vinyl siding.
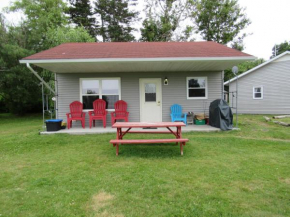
[56,71,222,126]
[229,60,290,114]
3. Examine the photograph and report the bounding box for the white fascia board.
[224,51,290,85]
[19,56,256,64]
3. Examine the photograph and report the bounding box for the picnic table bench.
[110,122,189,156]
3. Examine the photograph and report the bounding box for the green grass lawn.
[0,114,290,217]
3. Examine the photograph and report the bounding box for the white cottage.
[20,41,254,126]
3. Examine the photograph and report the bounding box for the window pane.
[188,89,206,97]
[82,95,99,109]
[255,93,262,98]
[188,78,206,88]
[145,83,156,102]
[255,87,261,93]
[102,95,119,109]
[82,80,99,94]
[102,80,119,95]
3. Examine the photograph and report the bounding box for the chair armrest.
[88,111,94,116]
[111,112,116,117]
[82,112,86,117]
[66,113,71,118]
[183,113,187,118]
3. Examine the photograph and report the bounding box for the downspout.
[221,70,224,100]
[26,63,55,94]
[54,73,58,118]
[26,63,58,122]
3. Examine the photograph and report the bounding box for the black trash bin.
[209,99,233,131]
[46,119,63,131]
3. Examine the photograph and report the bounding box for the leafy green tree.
[0,0,95,115]
[0,18,41,114]
[191,0,250,45]
[45,26,95,48]
[67,0,97,39]
[140,0,192,42]
[95,0,139,42]
[9,0,68,51]
[224,58,265,82]
[271,41,290,58]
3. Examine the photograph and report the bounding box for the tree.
[140,0,192,42]
[45,26,95,48]
[9,0,68,51]
[95,0,139,42]
[271,41,290,58]
[224,58,265,82]
[0,0,95,115]
[67,0,97,39]
[0,18,41,114]
[191,0,250,45]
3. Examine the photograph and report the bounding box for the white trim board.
[20,56,256,64]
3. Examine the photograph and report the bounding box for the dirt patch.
[88,192,123,217]
[279,178,290,185]
[91,192,114,211]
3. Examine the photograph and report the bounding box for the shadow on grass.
[108,143,186,158]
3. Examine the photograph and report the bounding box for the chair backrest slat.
[114,100,127,117]
[70,101,83,118]
[93,99,106,115]
[170,104,182,115]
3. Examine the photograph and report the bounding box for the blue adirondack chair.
[170,104,187,125]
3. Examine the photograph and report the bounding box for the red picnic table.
[109,122,189,156]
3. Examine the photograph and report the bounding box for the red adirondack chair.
[66,101,86,129]
[89,99,108,128]
[111,100,129,125]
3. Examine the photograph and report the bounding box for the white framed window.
[186,77,208,99]
[253,86,263,100]
[80,78,121,110]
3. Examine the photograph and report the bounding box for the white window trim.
[80,77,121,111]
[253,86,263,100]
[186,77,208,99]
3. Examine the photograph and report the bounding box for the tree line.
[0,0,289,114]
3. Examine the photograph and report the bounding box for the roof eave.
[19,56,256,64]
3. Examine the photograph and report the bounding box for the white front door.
[139,78,162,122]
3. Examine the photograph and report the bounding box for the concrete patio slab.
[40,124,220,135]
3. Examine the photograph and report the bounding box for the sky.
[1,0,290,60]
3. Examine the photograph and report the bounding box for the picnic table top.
[112,122,186,128]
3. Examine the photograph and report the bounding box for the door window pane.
[102,95,119,109]
[82,95,99,109]
[82,80,99,94]
[102,80,119,94]
[145,83,156,102]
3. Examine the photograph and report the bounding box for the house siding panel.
[57,71,222,126]
[229,61,290,114]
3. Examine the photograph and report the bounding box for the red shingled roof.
[22,41,252,60]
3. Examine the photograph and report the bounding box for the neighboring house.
[20,42,254,126]
[224,51,290,114]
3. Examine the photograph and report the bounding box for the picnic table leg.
[176,126,182,145]
[180,142,184,156]
[116,143,119,156]
[116,128,121,155]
